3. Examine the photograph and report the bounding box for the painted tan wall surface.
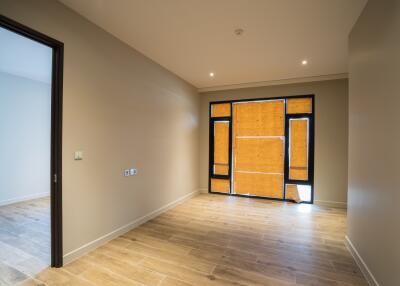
[200,79,349,205]
[0,0,199,258]
[348,0,400,285]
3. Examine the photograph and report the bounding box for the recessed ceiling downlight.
[209,72,215,77]
[302,60,308,65]
[234,28,244,36]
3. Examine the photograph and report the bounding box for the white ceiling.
[0,27,52,84]
[60,0,367,89]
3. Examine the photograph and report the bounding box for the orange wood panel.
[233,100,285,136]
[214,164,229,175]
[234,138,284,173]
[285,184,301,202]
[234,172,283,198]
[287,98,312,114]
[211,178,230,193]
[214,121,229,165]
[232,100,285,197]
[211,103,231,117]
[289,119,308,180]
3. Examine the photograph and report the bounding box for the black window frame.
[208,94,315,204]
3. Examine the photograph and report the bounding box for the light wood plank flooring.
[19,194,367,286]
[0,197,50,285]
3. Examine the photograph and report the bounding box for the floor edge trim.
[315,200,347,209]
[0,192,49,207]
[345,235,380,286]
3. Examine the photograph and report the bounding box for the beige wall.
[200,79,348,205]
[348,0,400,285]
[0,0,200,259]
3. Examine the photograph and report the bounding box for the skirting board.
[345,236,380,286]
[200,190,346,209]
[315,200,347,209]
[0,192,49,207]
[199,188,208,194]
[63,189,200,265]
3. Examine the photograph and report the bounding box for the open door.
[0,15,64,268]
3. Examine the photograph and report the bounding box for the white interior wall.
[0,72,51,205]
[348,0,400,284]
[0,26,52,206]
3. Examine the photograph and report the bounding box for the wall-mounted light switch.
[130,168,137,176]
[74,151,83,160]
[124,169,130,176]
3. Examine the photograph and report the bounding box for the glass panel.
[287,98,312,114]
[286,184,312,202]
[211,103,231,117]
[211,178,230,193]
[234,137,284,173]
[234,173,283,198]
[232,100,285,198]
[213,121,229,175]
[233,100,285,136]
[289,118,309,180]
[213,164,229,175]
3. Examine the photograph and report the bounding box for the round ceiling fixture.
[234,28,244,36]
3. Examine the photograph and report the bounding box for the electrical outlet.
[130,168,137,176]
[74,151,83,160]
[124,169,130,177]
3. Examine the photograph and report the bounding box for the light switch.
[74,151,83,160]
[124,169,130,176]
[130,168,137,176]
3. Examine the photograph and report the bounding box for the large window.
[209,95,314,203]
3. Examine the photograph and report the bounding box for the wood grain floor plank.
[4,194,368,286]
[0,197,50,284]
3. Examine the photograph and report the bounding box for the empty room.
[0,0,398,286]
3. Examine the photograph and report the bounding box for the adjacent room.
[0,0,398,286]
[0,26,52,280]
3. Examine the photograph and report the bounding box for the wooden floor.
[18,194,367,286]
[0,197,50,285]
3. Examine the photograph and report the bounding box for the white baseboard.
[199,188,208,194]
[315,200,347,209]
[200,191,346,209]
[0,192,49,207]
[345,236,380,286]
[63,189,200,265]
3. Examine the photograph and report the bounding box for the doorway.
[0,14,63,274]
[209,95,314,203]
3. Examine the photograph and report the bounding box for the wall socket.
[124,168,137,177]
[74,151,83,160]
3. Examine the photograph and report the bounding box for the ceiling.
[60,0,367,89]
[0,27,52,84]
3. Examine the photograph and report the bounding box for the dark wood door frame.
[0,15,64,267]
